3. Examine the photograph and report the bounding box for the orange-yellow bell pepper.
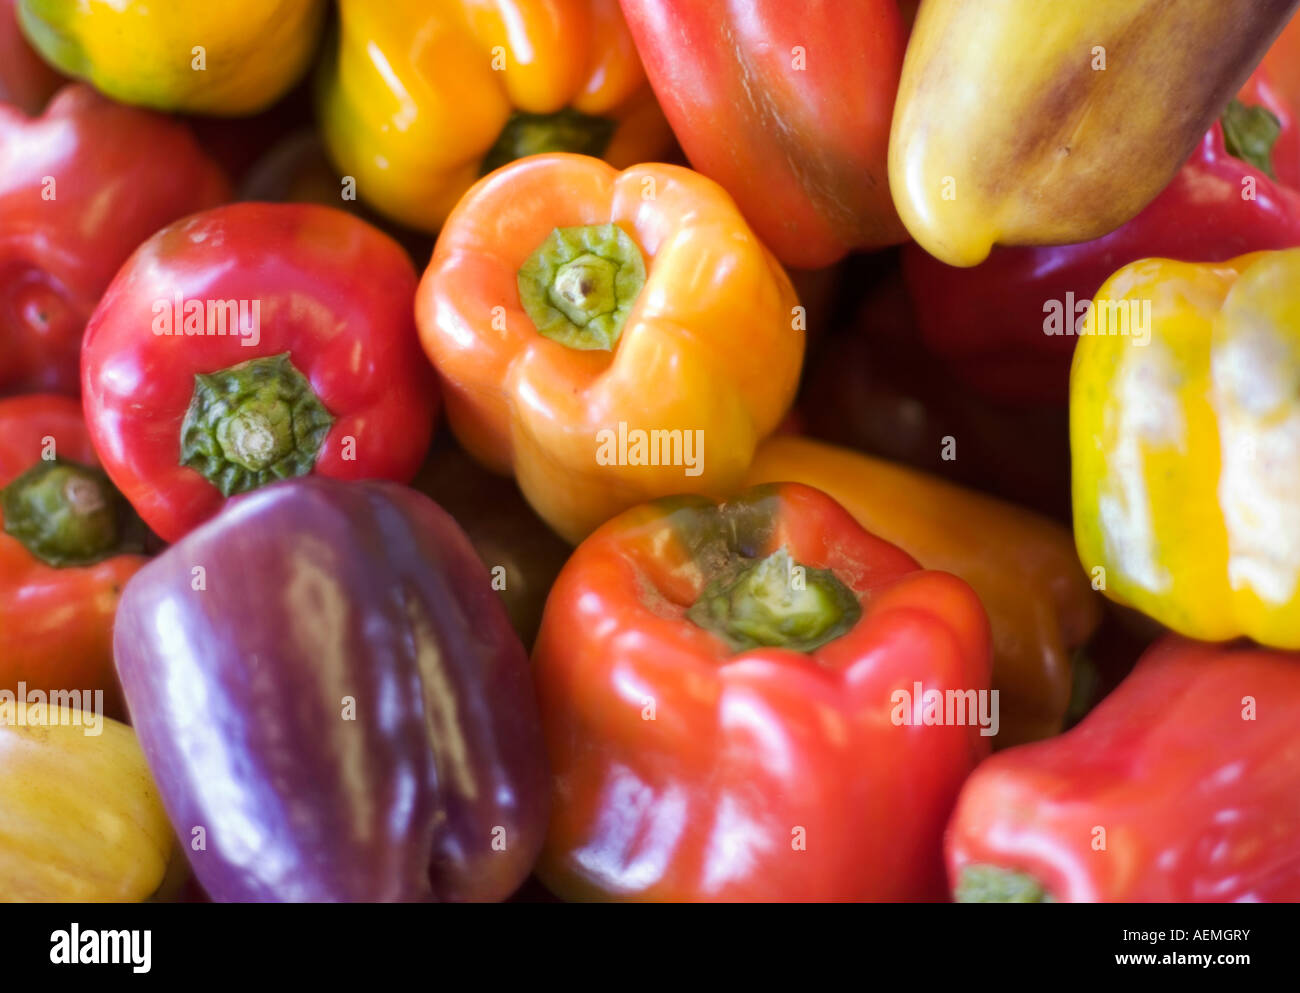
[416,153,803,543]
[743,435,1102,747]
[0,703,173,901]
[316,0,674,233]
[1072,249,1300,649]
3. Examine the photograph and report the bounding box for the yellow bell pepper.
[316,0,674,233]
[889,0,1296,267]
[743,435,1102,748]
[1073,249,1300,648]
[16,0,325,115]
[0,703,173,902]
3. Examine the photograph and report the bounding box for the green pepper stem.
[518,224,646,351]
[686,547,862,654]
[179,352,334,497]
[480,109,617,176]
[954,865,1057,903]
[1,459,135,567]
[1222,99,1282,178]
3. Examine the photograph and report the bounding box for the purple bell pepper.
[113,476,549,902]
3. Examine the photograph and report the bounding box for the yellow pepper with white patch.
[1072,250,1300,648]
[0,703,174,901]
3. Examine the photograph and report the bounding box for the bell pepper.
[744,436,1102,747]
[533,482,992,901]
[0,703,174,901]
[618,0,907,268]
[1,84,230,396]
[413,441,571,649]
[81,202,438,544]
[0,0,61,113]
[0,394,145,706]
[1072,248,1300,649]
[416,153,803,544]
[890,0,1300,266]
[904,68,1300,405]
[16,0,326,115]
[315,0,674,234]
[949,636,1300,902]
[113,477,550,902]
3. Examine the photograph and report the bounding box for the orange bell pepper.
[743,435,1102,747]
[0,395,146,706]
[416,153,803,543]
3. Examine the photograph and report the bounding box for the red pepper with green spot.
[81,202,438,543]
[533,482,992,901]
[0,393,146,706]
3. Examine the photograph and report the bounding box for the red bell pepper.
[81,202,438,543]
[619,0,908,269]
[0,393,145,706]
[0,0,61,113]
[904,67,1300,405]
[533,483,992,901]
[1,84,230,396]
[948,635,1300,902]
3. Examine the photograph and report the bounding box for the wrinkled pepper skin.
[417,154,802,544]
[82,203,438,544]
[0,0,61,113]
[1,85,230,396]
[316,0,673,233]
[16,0,326,115]
[904,69,1300,405]
[891,0,1300,266]
[948,636,1300,902]
[744,436,1101,747]
[534,483,992,901]
[619,0,907,268]
[112,477,550,903]
[0,394,146,706]
[1072,249,1300,649]
[0,704,173,902]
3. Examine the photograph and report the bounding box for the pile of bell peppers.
[2,0,1300,907]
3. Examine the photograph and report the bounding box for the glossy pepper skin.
[1072,249,1300,649]
[0,0,61,113]
[949,636,1300,902]
[0,704,174,901]
[81,202,438,544]
[745,436,1101,748]
[0,394,146,705]
[891,0,1300,267]
[619,0,907,268]
[113,477,550,903]
[16,0,326,115]
[316,0,674,234]
[534,483,992,901]
[1,85,230,396]
[416,153,802,544]
[904,70,1300,406]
